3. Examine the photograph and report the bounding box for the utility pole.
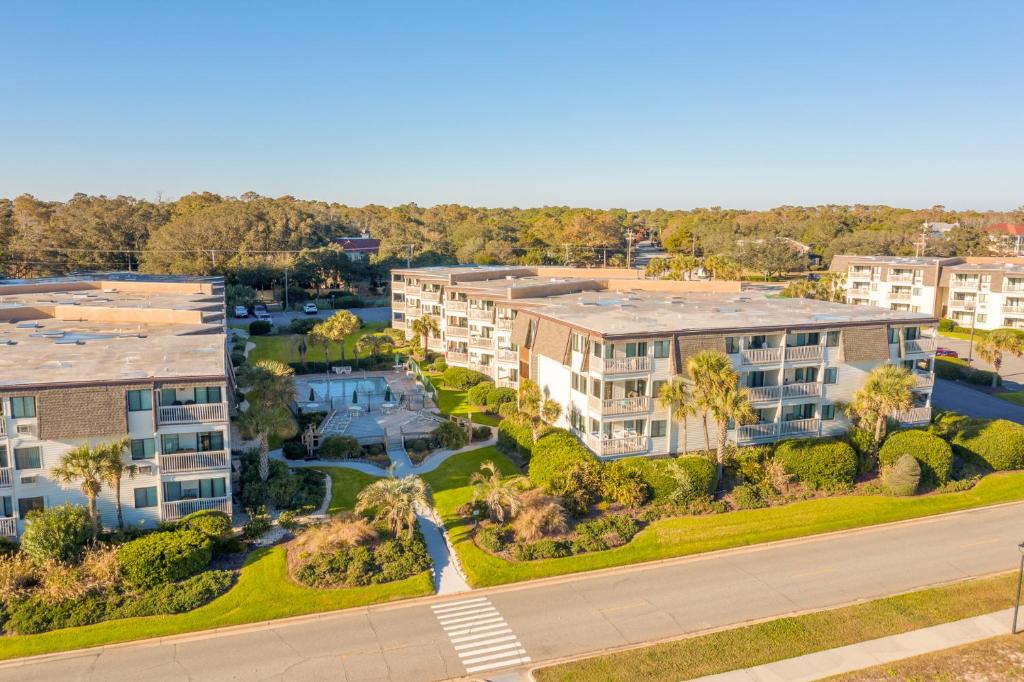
[564,244,571,265]
[625,231,635,269]
[967,301,978,363]
[284,265,289,310]
[406,244,414,268]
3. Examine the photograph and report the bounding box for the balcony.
[950,279,980,291]
[889,291,912,301]
[848,287,871,296]
[596,356,651,375]
[161,450,229,474]
[496,348,517,363]
[596,396,651,416]
[849,269,872,279]
[904,338,936,354]
[741,347,783,365]
[446,351,468,364]
[0,517,15,538]
[888,273,915,283]
[468,308,495,323]
[468,362,494,376]
[157,403,228,425]
[469,335,494,350]
[746,385,781,402]
[0,468,11,488]
[784,345,822,363]
[446,324,468,337]
[163,497,230,522]
[496,318,514,331]
[949,299,976,310]
[736,418,821,444]
[1004,282,1024,293]
[586,434,649,457]
[781,382,821,399]
[780,418,821,437]
[420,290,442,303]
[447,300,468,313]
[913,372,934,389]
[392,319,406,330]
[496,378,519,388]
[0,418,5,435]
[897,406,932,425]
[1003,304,1024,314]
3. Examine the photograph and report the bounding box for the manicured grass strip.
[432,382,501,426]
[320,467,381,513]
[421,445,519,492]
[994,391,1024,407]
[248,322,389,366]
[430,458,1024,587]
[0,546,433,661]
[534,573,1018,682]
[828,633,1024,681]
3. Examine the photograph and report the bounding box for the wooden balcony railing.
[913,372,934,389]
[161,450,229,474]
[741,347,783,365]
[157,403,228,425]
[746,385,781,402]
[0,517,15,538]
[0,468,12,488]
[785,345,823,363]
[162,497,230,522]
[782,382,821,399]
[904,338,936,354]
[897,406,932,424]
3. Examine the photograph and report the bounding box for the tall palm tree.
[517,378,561,441]
[52,443,110,538]
[99,438,134,530]
[848,364,916,455]
[239,359,298,480]
[410,316,440,359]
[291,334,308,367]
[705,383,756,478]
[312,310,360,363]
[469,460,528,522]
[658,379,695,455]
[975,329,1023,388]
[687,350,735,452]
[356,475,431,538]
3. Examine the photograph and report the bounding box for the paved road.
[931,378,1024,423]
[4,502,1022,681]
[935,334,1024,390]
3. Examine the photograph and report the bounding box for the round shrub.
[19,504,92,564]
[441,366,489,390]
[117,529,214,589]
[230,350,246,367]
[600,464,651,508]
[467,382,494,407]
[529,430,601,493]
[112,570,234,619]
[289,317,319,334]
[248,320,272,336]
[774,438,858,491]
[951,418,1024,471]
[878,430,953,485]
[282,441,308,460]
[434,420,468,449]
[178,510,234,546]
[319,435,361,459]
[486,387,517,412]
[610,456,717,503]
[882,453,921,496]
[731,484,765,510]
[471,425,492,441]
[498,416,533,455]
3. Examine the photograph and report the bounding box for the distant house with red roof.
[334,234,381,261]
[984,223,1024,255]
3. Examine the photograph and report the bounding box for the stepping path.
[431,596,531,675]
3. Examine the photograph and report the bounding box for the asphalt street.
[931,378,1024,423]
[3,501,1022,682]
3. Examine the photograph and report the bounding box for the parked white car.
[233,305,248,318]
[255,311,272,322]
[303,302,319,315]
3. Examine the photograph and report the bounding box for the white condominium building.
[392,266,936,459]
[829,255,960,316]
[0,274,234,538]
[942,262,1024,331]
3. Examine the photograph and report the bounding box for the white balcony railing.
[888,273,914,283]
[849,269,873,279]
[469,336,494,349]
[157,403,228,425]
[951,279,980,290]
[496,348,517,362]
[904,338,936,354]
[392,319,406,330]
[447,300,468,312]
[496,318,514,331]
[420,290,442,303]
[496,377,518,388]
[599,356,652,375]
[600,396,651,416]
[446,324,468,337]
[446,351,469,364]
[780,417,821,437]
[897,406,932,424]
[1003,305,1024,314]
[746,385,782,402]
[785,345,823,363]
[949,299,976,310]
[0,468,12,488]
[1003,283,1024,293]
[889,291,912,301]
[0,418,5,435]
[736,422,779,442]
[741,347,783,365]
[162,497,230,522]
[586,434,649,457]
[160,450,230,474]
[468,362,494,376]
[469,308,495,322]
[782,382,821,399]
[0,517,15,537]
[913,372,934,389]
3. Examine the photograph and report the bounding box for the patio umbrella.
[385,386,392,402]
[308,388,315,401]
[352,388,358,404]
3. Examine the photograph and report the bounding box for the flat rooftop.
[0,275,227,389]
[842,256,951,266]
[517,290,935,337]
[947,262,1024,273]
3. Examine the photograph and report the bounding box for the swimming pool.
[307,377,391,401]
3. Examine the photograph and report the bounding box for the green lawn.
[534,572,1018,682]
[425,448,1024,587]
[320,467,382,512]
[994,391,1024,406]
[429,375,501,426]
[247,321,389,366]
[0,546,433,661]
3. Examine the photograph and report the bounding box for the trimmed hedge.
[282,440,307,460]
[248,320,272,336]
[442,366,489,390]
[608,456,717,503]
[467,381,494,407]
[178,510,234,548]
[951,418,1024,471]
[319,435,361,459]
[529,430,602,508]
[878,430,953,485]
[498,416,534,456]
[486,387,517,411]
[774,438,858,491]
[934,357,1001,386]
[117,529,214,588]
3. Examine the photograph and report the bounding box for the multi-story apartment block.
[829,255,961,316]
[941,262,1024,331]
[0,274,234,538]
[392,266,936,459]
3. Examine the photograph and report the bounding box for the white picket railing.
[446,324,468,337]
[746,385,782,402]
[157,403,228,425]
[496,318,514,331]
[741,347,783,365]
[600,396,651,416]
[162,497,230,522]
[780,418,820,437]
[785,345,823,363]
[446,300,468,312]
[736,422,779,442]
[599,356,651,374]
[468,308,495,322]
[446,351,468,364]
[904,338,936,354]
[586,435,649,456]
[161,450,230,474]
[496,348,518,362]
[0,468,12,488]
[782,382,821,399]
[0,517,15,537]
[897,406,932,424]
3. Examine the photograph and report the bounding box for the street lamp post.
[1013,541,1024,634]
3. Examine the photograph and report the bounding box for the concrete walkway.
[270,436,498,478]
[696,608,1017,682]
[415,503,471,595]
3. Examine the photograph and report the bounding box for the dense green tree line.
[1,192,1020,283]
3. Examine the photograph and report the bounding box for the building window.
[821,404,835,421]
[127,389,152,412]
[9,396,36,418]
[571,333,585,353]
[651,420,667,437]
[14,447,41,470]
[134,487,158,508]
[978,314,988,324]
[824,367,838,384]
[0,496,12,518]
[652,379,667,398]
[590,378,602,399]
[887,328,899,344]
[164,477,226,502]
[826,331,840,347]
[625,342,647,358]
[199,431,225,452]
[592,342,602,358]
[130,438,156,460]
[652,340,671,358]
[724,337,740,354]
[0,446,7,468]
[161,434,180,454]
[194,386,222,404]
[17,497,44,519]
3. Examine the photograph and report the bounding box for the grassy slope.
[433,384,501,426]
[994,391,1024,406]
[535,573,1017,682]
[320,467,382,513]
[827,633,1024,681]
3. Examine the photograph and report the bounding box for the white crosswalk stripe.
[431,597,531,674]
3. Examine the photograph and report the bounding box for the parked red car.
[935,347,959,358]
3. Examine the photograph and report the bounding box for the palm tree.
[687,350,735,452]
[705,383,756,478]
[356,475,431,538]
[848,364,916,455]
[312,310,360,363]
[291,334,308,367]
[99,438,134,530]
[975,329,1023,388]
[410,316,440,359]
[658,379,695,455]
[52,443,110,538]
[469,460,528,522]
[239,359,298,480]
[517,378,561,441]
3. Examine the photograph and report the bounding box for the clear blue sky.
[1,1,1021,210]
